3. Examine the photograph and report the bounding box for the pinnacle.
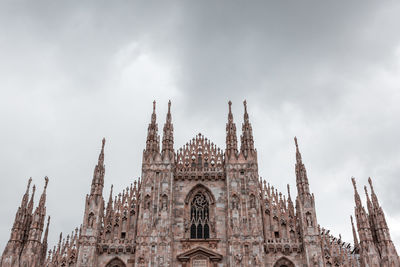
[44,176,49,190]
[287,184,291,199]
[351,177,357,190]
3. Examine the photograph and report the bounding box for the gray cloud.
[1,0,400,252]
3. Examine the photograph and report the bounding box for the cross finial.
[153,100,156,112]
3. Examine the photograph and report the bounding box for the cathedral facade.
[1,101,399,267]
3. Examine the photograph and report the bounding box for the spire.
[295,136,302,164]
[368,177,380,209]
[287,184,295,216]
[294,137,310,198]
[240,100,255,158]
[28,177,49,244]
[367,177,395,248]
[152,100,156,123]
[28,184,36,214]
[91,138,106,196]
[351,215,359,248]
[162,100,174,159]
[105,185,113,222]
[21,177,32,208]
[8,178,34,244]
[243,99,249,122]
[351,177,362,209]
[98,137,105,166]
[145,100,160,155]
[39,177,49,209]
[43,216,50,244]
[226,100,238,159]
[41,216,51,265]
[364,185,374,216]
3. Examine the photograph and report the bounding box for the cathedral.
[1,100,399,267]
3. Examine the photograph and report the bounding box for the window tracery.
[106,258,126,267]
[190,192,210,239]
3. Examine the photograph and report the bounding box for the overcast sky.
[1,0,400,252]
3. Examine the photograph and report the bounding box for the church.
[1,100,399,267]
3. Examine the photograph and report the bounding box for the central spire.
[91,139,106,196]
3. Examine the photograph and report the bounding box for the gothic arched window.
[190,192,210,239]
[273,257,295,267]
[106,257,126,267]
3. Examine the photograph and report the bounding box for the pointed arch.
[106,257,126,267]
[184,184,215,205]
[185,184,216,239]
[273,257,295,267]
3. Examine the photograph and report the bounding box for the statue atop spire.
[152,100,156,123]
[243,99,249,122]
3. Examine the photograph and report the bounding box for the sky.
[1,0,400,253]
